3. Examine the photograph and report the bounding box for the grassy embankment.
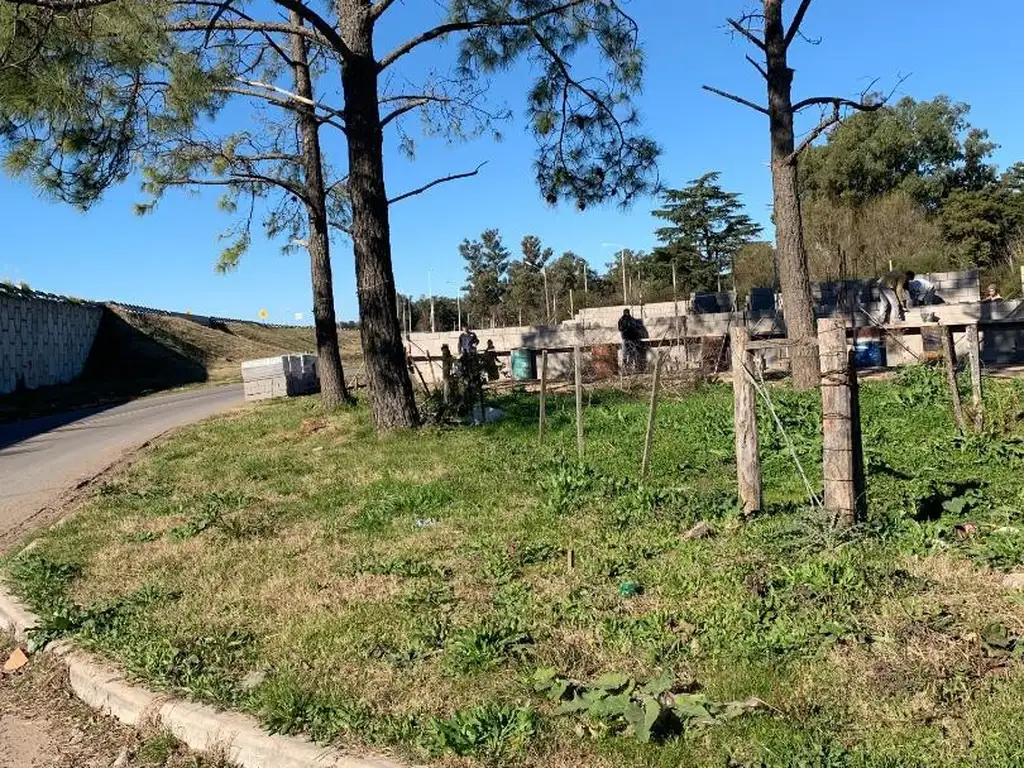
[7,366,1024,767]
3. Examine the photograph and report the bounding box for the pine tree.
[2,0,658,429]
[460,229,510,328]
[653,172,762,292]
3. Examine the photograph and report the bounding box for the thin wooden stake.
[410,357,431,398]
[967,324,983,431]
[730,327,761,514]
[538,350,549,442]
[425,351,437,389]
[819,319,857,526]
[849,348,867,519]
[641,353,664,478]
[941,326,968,434]
[574,345,584,460]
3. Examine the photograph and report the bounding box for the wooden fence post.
[574,346,584,460]
[819,318,857,526]
[730,328,761,515]
[967,324,983,431]
[641,353,664,478]
[538,350,549,442]
[941,326,968,434]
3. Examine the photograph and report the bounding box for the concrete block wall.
[0,287,103,394]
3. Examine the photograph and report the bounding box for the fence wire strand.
[742,360,822,509]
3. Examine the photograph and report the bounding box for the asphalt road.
[0,385,243,550]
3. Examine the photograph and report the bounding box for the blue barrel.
[854,340,886,368]
[509,348,538,380]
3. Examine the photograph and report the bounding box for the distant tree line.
[800,95,1024,292]
[439,173,765,329]
[419,94,1024,330]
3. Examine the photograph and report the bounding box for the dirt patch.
[0,636,232,767]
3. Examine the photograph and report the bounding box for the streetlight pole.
[542,267,550,321]
[428,270,436,333]
[620,250,629,306]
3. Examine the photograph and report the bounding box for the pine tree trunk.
[291,14,351,409]
[765,0,820,390]
[338,3,419,430]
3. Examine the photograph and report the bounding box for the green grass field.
[7,366,1024,767]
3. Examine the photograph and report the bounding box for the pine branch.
[270,0,353,62]
[787,75,905,161]
[388,162,487,205]
[2,0,113,8]
[378,0,588,71]
[371,0,399,20]
[701,85,769,116]
[792,95,875,113]
[784,0,814,49]
[726,17,766,50]
[378,90,500,129]
[165,19,327,48]
[745,54,768,81]
[380,97,431,128]
[789,102,842,161]
[230,78,346,124]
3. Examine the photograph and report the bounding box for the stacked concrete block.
[927,269,980,304]
[241,354,319,402]
[0,287,103,394]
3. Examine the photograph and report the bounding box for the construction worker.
[618,308,642,373]
[877,270,912,324]
[908,273,937,307]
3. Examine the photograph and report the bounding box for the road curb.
[0,586,405,768]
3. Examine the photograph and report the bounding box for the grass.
[7,365,1024,766]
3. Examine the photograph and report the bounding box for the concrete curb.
[0,586,405,768]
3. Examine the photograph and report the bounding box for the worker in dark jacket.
[618,308,643,373]
[457,327,479,357]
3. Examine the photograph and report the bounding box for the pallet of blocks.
[241,354,319,402]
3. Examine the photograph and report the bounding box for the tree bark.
[764,0,820,390]
[338,1,418,430]
[290,13,351,408]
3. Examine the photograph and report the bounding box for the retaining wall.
[0,286,103,394]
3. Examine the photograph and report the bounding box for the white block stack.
[241,354,319,402]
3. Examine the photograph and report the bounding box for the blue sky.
[2,0,1022,322]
